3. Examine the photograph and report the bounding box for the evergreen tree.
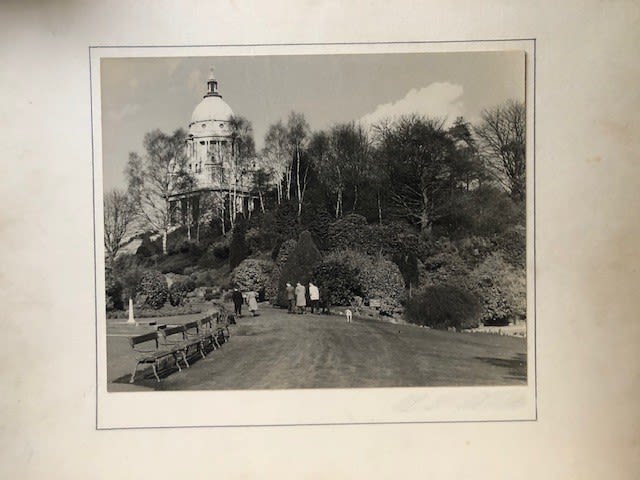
[276,230,322,306]
[229,216,249,270]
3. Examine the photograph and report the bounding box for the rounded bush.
[231,259,275,294]
[105,269,124,311]
[138,271,169,309]
[212,239,230,260]
[168,278,196,306]
[467,252,526,325]
[323,249,405,311]
[404,285,481,330]
[312,260,362,306]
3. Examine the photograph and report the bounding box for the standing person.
[232,287,243,317]
[308,281,320,314]
[319,284,331,314]
[246,290,259,316]
[295,282,306,314]
[286,282,295,314]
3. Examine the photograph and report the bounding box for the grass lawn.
[106,303,526,391]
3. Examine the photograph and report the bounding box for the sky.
[100,51,524,191]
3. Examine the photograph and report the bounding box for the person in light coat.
[308,282,320,314]
[286,282,295,313]
[246,290,259,316]
[295,282,306,314]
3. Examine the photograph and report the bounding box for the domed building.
[170,68,256,230]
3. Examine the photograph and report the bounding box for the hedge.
[404,285,481,330]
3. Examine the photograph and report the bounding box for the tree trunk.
[353,183,358,211]
[377,191,382,225]
[286,166,292,201]
[162,230,167,255]
[295,148,302,217]
[420,190,431,232]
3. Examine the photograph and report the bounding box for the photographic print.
[93,42,535,426]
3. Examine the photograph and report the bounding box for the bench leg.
[151,362,161,382]
[130,362,140,383]
[199,342,206,359]
[182,350,190,368]
[174,353,182,372]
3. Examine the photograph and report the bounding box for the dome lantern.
[205,67,220,97]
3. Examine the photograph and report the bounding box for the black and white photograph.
[96,47,532,398]
[4,1,639,478]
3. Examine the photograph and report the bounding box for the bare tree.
[103,188,135,266]
[228,115,255,227]
[126,129,194,255]
[310,130,344,217]
[474,100,526,201]
[376,115,455,232]
[263,121,290,204]
[251,167,272,213]
[286,112,310,217]
[335,122,371,212]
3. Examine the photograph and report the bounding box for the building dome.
[190,95,234,124]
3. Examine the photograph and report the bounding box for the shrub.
[276,231,322,306]
[323,249,406,311]
[467,252,526,325]
[168,278,196,306]
[267,238,297,303]
[231,259,275,294]
[105,268,124,311]
[456,236,495,269]
[204,287,221,301]
[492,226,526,269]
[404,285,481,330]
[326,214,369,251]
[137,271,169,309]
[136,234,160,258]
[212,237,230,260]
[419,238,470,287]
[313,260,362,306]
[156,254,193,274]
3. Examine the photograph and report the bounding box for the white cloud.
[107,103,140,122]
[360,82,465,128]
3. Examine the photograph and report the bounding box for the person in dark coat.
[319,285,331,314]
[231,288,243,317]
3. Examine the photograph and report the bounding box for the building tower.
[170,68,256,232]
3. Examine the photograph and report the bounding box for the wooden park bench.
[128,330,187,383]
[128,312,232,384]
[157,324,202,368]
[183,317,221,355]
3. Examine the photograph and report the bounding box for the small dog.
[345,309,352,323]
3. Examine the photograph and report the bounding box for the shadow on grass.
[474,353,527,382]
